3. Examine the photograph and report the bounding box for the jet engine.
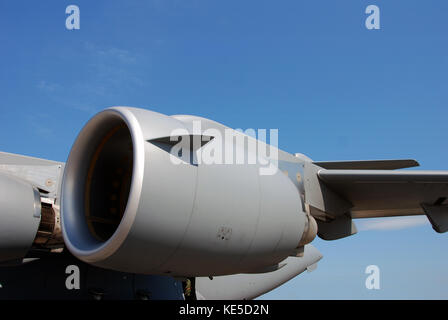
[0,173,41,263]
[61,107,316,276]
[0,170,64,263]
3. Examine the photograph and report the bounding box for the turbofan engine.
[61,107,316,276]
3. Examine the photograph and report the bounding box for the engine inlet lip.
[61,107,145,262]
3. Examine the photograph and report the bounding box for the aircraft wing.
[0,151,64,199]
[303,161,448,239]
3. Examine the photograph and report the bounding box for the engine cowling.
[61,107,310,276]
[0,173,41,263]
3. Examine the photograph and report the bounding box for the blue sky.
[1,1,447,299]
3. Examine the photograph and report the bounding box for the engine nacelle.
[0,173,41,262]
[61,107,309,276]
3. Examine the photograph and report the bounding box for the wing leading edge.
[313,159,420,170]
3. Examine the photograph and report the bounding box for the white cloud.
[356,216,429,231]
[37,80,61,92]
[36,42,151,115]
